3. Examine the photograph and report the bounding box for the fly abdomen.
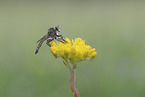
[35,34,49,54]
[35,48,39,54]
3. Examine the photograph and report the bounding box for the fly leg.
[56,35,67,43]
[46,38,54,47]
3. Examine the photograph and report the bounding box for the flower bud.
[50,47,58,58]
[50,41,56,47]
[89,52,97,60]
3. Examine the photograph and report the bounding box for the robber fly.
[35,25,67,54]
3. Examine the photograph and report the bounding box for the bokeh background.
[0,0,145,97]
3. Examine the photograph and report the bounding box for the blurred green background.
[0,1,145,97]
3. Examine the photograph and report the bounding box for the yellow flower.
[50,38,97,64]
[50,47,58,58]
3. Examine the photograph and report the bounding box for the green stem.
[70,68,80,97]
[63,61,80,97]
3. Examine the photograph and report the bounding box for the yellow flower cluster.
[50,38,97,64]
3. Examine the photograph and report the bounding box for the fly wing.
[35,34,49,54]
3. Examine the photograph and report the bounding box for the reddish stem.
[70,69,80,97]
